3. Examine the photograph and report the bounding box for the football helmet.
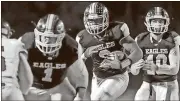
[145,7,170,34]
[34,14,66,55]
[84,2,109,35]
[1,19,14,38]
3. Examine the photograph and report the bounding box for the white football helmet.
[1,19,14,38]
[34,14,66,55]
[84,2,109,35]
[145,7,170,34]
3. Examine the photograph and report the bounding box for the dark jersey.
[21,32,77,89]
[136,31,178,83]
[78,22,130,79]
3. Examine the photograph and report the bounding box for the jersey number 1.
[1,46,6,71]
[42,68,53,82]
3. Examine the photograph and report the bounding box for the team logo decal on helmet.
[84,2,109,35]
[145,7,170,34]
[34,14,66,55]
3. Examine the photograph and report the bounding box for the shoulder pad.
[76,29,88,43]
[108,21,124,30]
[135,32,149,42]
[170,31,179,38]
[163,31,179,44]
[21,32,35,50]
[76,30,87,39]
[108,22,127,40]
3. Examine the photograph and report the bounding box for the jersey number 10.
[146,54,168,75]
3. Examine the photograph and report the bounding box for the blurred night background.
[2,1,180,100]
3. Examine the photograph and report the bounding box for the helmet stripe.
[46,14,54,31]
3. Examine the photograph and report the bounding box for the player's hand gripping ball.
[100,51,125,70]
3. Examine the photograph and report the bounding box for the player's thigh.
[135,81,151,100]
[48,78,76,100]
[91,72,129,100]
[8,86,24,100]
[168,80,179,100]
[24,87,50,101]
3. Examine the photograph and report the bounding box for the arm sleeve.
[120,35,143,64]
[120,23,130,37]
[156,45,179,75]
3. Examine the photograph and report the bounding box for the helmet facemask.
[34,14,66,58]
[34,29,65,55]
[84,2,109,36]
[145,7,170,35]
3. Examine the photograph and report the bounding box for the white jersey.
[2,38,27,79]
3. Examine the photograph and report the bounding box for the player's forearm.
[76,64,89,89]
[72,59,89,91]
[19,53,33,94]
[20,53,33,83]
[156,64,179,75]
[127,42,143,64]
[75,87,87,99]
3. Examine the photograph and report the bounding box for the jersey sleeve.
[111,22,130,41]
[14,40,28,59]
[134,32,149,44]
[65,34,78,51]
[171,31,180,45]
[120,23,130,37]
[76,30,86,45]
[20,32,35,50]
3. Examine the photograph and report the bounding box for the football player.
[131,7,180,101]
[76,2,143,100]
[19,14,88,100]
[1,19,33,100]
